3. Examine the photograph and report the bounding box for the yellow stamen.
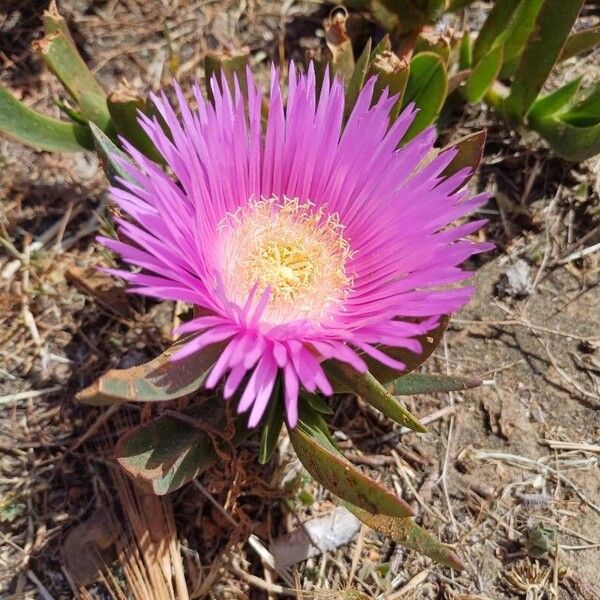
[218,196,352,324]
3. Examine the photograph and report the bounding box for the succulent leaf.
[107,86,163,163]
[115,401,249,495]
[441,130,487,190]
[259,382,285,464]
[345,38,373,119]
[401,52,448,141]
[325,362,426,432]
[527,77,583,121]
[288,406,415,518]
[504,0,586,121]
[559,26,600,62]
[76,335,225,405]
[88,122,137,185]
[368,51,410,120]
[464,44,503,103]
[0,86,92,152]
[390,372,482,395]
[345,503,465,570]
[35,31,112,131]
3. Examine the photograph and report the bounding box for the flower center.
[218,196,352,324]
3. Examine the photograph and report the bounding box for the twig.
[387,568,431,599]
[27,570,56,600]
[470,450,600,514]
[558,241,600,265]
[438,336,458,538]
[0,385,62,405]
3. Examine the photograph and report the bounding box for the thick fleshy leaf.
[527,77,582,121]
[390,373,482,396]
[559,26,600,62]
[529,82,600,161]
[401,52,448,141]
[325,362,426,432]
[76,337,224,405]
[115,401,249,495]
[0,86,92,152]
[464,44,503,103]
[345,504,465,570]
[504,0,586,121]
[472,0,514,64]
[458,32,472,70]
[529,114,600,162]
[496,0,545,79]
[42,0,76,46]
[204,51,249,103]
[107,87,163,163]
[561,83,600,126]
[441,130,487,190]
[259,382,284,464]
[35,31,112,131]
[325,8,355,81]
[88,122,137,185]
[368,51,410,121]
[289,407,415,518]
[344,38,372,120]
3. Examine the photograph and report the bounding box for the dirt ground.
[1,1,599,598]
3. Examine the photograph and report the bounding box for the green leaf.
[561,83,600,127]
[36,32,112,131]
[472,0,514,64]
[0,86,92,152]
[88,122,136,185]
[529,101,600,162]
[345,38,372,120]
[458,32,472,70]
[390,373,482,396]
[204,51,250,104]
[497,0,545,78]
[441,130,487,190]
[559,26,600,62]
[464,44,503,103]
[401,52,448,141]
[115,401,249,495]
[76,337,224,405]
[107,87,163,163]
[325,8,355,81]
[345,504,465,570]
[289,408,415,518]
[528,77,582,121]
[504,0,586,121]
[259,382,284,464]
[324,362,426,432]
[368,51,410,121]
[302,392,334,415]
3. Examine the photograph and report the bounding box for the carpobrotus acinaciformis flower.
[99,64,492,427]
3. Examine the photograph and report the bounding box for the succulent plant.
[0,1,496,572]
[333,0,600,161]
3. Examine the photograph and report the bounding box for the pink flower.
[99,64,492,427]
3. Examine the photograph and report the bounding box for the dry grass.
[1,0,600,598]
